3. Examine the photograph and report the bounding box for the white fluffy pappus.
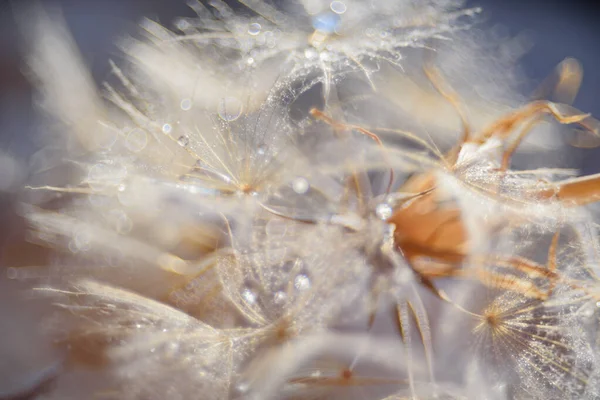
[7,1,600,400]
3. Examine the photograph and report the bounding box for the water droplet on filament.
[330,1,347,14]
[375,203,393,220]
[248,23,261,35]
[218,97,243,122]
[177,136,190,147]
[294,274,311,291]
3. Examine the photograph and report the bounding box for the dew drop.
[265,31,277,48]
[582,306,595,318]
[108,209,133,234]
[6,267,18,280]
[162,123,173,134]
[280,260,296,273]
[218,97,243,122]
[330,1,347,14]
[248,22,261,36]
[73,229,92,252]
[292,177,310,194]
[257,143,267,155]
[273,291,287,305]
[312,12,341,34]
[125,129,148,153]
[235,382,250,394]
[304,48,318,60]
[87,164,106,186]
[167,342,180,352]
[294,274,311,291]
[95,124,118,149]
[241,288,257,305]
[375,203,393,220]
[265,219,288,238]
[177,136,190,147]
[180,98,193,111]
[319,51,331,61]
[165,341,180,357]
[175,18,191,30]
[87,163,127,192]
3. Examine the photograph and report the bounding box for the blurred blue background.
[471,0,600,175]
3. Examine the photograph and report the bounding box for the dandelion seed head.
[163,0,479,105]
[18,2,600,399]
[440,281,598,399]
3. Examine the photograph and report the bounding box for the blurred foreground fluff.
[11,0,600,399]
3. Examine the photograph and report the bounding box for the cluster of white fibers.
[7,1,600,399]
